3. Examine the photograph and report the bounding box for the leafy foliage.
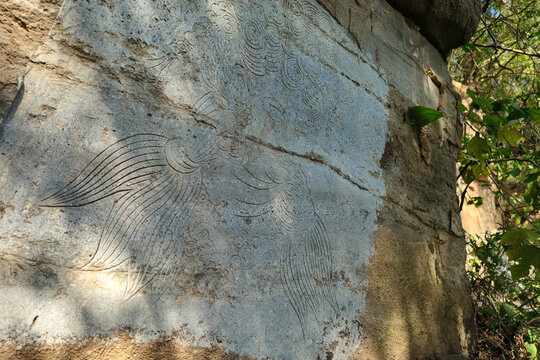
[457,91,539,284]
[448,0,539,104]
[405,90,540,357]
[406,0,540,356]
[467,232,539,359]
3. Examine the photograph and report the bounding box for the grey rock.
[385,0,482,55]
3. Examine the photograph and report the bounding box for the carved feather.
[234,166,339,332]
[40,134,168,207]
[41,132,212,301]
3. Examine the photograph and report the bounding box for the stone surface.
[384,0,482,56]
[0,0,474,359]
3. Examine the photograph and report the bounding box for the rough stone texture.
[320,0,483,57]
[0,0,475,359]
[355,85,475,359]
[384,0,482,56]
[0,333,262,360]
[0,0,60,122]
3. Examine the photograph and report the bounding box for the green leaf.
[467,90,493,113]
[461,43,477,53]
[468,135,490,159]
[510,261,530,280]
[405,106,444,130]
[502,229,540,277]
[502,228,538,246]
[506,244,524,261]
[457,102,468,112]
[483,114,503,127]
[499,302,520,318]
[526,108,540,122]
[508,168,521,178]
[492,99,513,112]
[466,88,476,99]
[525,172,540,183]
[497,126,522,146]
[468,111,482,124]
[482,48,492,57]
[469,163,489,182]
[508,108,527,120]
[467,196,484,207]
[525,342,537,359]
[524,182,540,205]
[502,229,531,261]
[521,245,540,270]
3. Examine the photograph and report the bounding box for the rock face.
[0,0,476,359]
[385,0,482,56]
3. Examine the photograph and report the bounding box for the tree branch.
[482,0,491,13]
[488,174,539,230]
[472,43,540,58]
[459,182,471,212]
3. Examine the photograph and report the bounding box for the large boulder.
[0,0,476,358]
[386,0,482,55]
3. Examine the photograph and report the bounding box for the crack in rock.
[245,134,371,193]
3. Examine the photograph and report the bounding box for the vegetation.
[468,232,538,359]
[448,0,539,102]
[457,84,540,358]
[408,0,539,358]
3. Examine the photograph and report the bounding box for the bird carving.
[40,124,339,335]
[234,166,339,335]
[41,125,217,301]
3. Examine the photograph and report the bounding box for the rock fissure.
[244,134,372,193]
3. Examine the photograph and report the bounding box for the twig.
[472,43,540,58]
[460,182,471,211]
[457,162,471,181]
[482,0,491,13]
[488,175,539,230]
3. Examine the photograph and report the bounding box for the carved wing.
[40,134,169,207]
[280,214,339,336]
[233,166,296,230]
[41,133,210,301]
[305,214,339,314]
[101,170,202,301]
[234,166,339,330]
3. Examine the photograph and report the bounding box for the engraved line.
[281,242,307,331]
[123,176,202,300]
[89,174,173,267]
[51,143,164,202]
[130,173,200,264]
[56,161,167,206]
[54,146,164,202]
[280,248,306,339]
[244,166,279,185]
[233,172,278,191]
[41,135,165,202]
[41,189,132,208]
[96,177,176,268]
[101,178,179,269]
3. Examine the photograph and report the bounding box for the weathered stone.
[0,0,474,359]
[321,0,482,56]
[384,0,482,56]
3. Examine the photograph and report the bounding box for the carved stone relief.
[0,0,388,358]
